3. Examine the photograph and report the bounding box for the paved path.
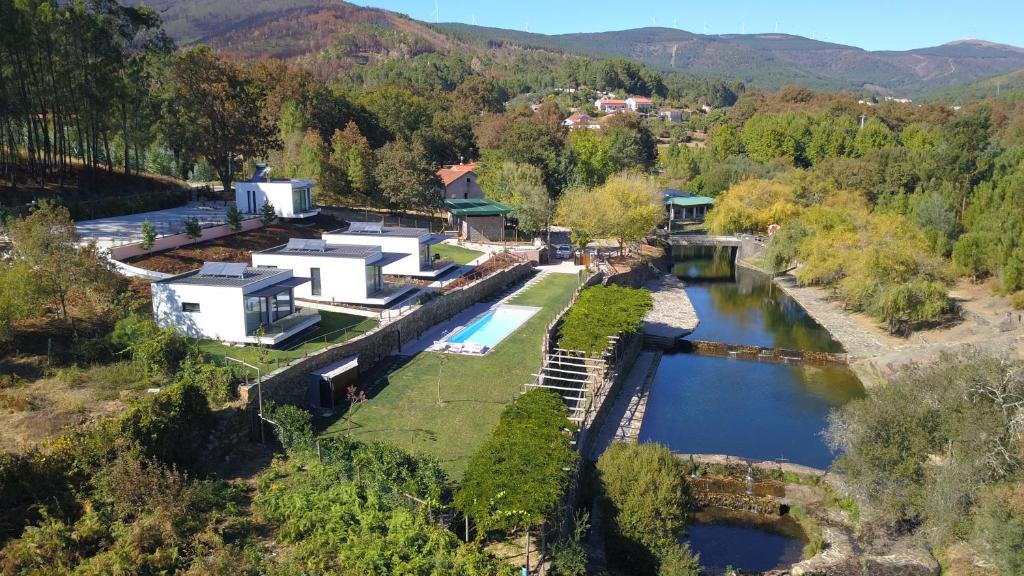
[588,350,662,460]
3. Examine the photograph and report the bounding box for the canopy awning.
[423,234,448,245]
[248,276,311,297]
[369,252,407,267]
[312,355,358,380]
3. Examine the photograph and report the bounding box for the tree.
[595,173,664,254]
[596,442,698,576]
[160,47,280,197]
[141,220,157,251]
[184,217,202,244]
[260,200,277,226]
[9,201,114,331]
[225,204,242,234]
[374,138,442,211]
[556,185,604,248]
[852,117,896,157]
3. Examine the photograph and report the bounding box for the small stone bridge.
[666,234,743,247]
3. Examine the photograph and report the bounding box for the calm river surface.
[638,246,865,469]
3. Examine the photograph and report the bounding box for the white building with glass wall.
[322,222,454,278]
[251,239,415,306]
[235,164,318,219]
[151,263,320,344]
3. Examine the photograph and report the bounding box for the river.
[639,245,866,572]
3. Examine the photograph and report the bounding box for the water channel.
[639,245,866,572]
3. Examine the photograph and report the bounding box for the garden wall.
[238,262,534,411]
[108,217,263,260]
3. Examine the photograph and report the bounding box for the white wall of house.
[321,232,428,276]
[152,283,247,342]
[235,180,316,219]
[251,252,379,304]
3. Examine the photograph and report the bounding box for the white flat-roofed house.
[322,222,455,278]
[235,164,319,219]
[251,239,416,306]
[151,263,320,344]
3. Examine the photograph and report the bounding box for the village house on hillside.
[626,96,654,112]
[437,161,483,200]
[235,164,318,219]
[562,111,599,129]
[594,97,628,113]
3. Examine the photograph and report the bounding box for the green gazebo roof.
[665,195,715,207]
[445,198,512,216]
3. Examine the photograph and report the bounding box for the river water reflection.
[638,246,865,469]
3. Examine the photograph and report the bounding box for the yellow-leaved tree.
[556,173,663,255]
[705,179,802,235]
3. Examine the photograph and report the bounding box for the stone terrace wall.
[239,262,534,410]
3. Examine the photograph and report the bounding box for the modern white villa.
[251,238,416,306]
[235,164,319,219]
[322,222,454,278]
[151,262,320,344]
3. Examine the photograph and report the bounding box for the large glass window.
[245,296,267,333]
[366,265,383,294]
[420,244,430,269]
[311,267,321,296]
[273,290,293,321]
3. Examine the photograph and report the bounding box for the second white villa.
[323,222,454,278]
[252,238,415,306]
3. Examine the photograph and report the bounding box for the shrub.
[558,285,652,355]
[264,403,314,454]
[118,380,213,468]
[112,314,190,376]
[973,483,1024,575]
[260,200,276,226]
[455,389,577,535]
[596,442,697,575]
[175,354,238,405]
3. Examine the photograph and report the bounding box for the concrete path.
[588,350,662,460]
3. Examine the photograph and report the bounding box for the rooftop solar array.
[347,221,383,234]
[199,262,247,278]
[285,238,326,252]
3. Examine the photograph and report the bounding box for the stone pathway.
[772,274,893,360]
[588,350,662,460]
[642,274,699,347]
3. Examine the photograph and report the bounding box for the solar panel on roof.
[286,238,326,252]
[199,262,246,278]
[347,221,383,234]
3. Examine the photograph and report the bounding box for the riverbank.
[739,258,1024,387]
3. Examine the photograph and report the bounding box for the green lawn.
[199,311,378,373]
[318,272,580,479]
[433,243,485,265]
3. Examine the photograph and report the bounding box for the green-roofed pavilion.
[665,193,714,225]
[445,199,511,242]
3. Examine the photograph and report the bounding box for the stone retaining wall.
[239,262,534,412]
[682,339,849,365]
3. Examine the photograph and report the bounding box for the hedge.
[557,284,653,356]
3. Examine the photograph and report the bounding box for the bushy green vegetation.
[596,442,700,576]
[558,284,653,355]
[827,351,1024,565]
[455,389,577,536]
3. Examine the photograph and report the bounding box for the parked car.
[554,244,572,259]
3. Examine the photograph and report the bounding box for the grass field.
[199,311,378,373]
[433,243,484,265]
[318,272,580,479]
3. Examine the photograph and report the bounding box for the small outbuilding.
[444,198,512,243]
[235,164,319,219]
[664,189,714,226]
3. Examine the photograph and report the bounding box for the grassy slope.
[319,272,579,479]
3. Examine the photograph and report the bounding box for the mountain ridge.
[133,0,1024,97]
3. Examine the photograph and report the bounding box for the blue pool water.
[448,305,540,348]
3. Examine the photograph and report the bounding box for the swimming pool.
[445,305,540,351]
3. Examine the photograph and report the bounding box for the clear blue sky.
[350,0,1024,51]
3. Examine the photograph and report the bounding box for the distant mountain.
[136,0,1024,96]
[438,24,1024,95]
[923,68,1024,103]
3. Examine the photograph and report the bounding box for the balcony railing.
[256,307,320,336]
